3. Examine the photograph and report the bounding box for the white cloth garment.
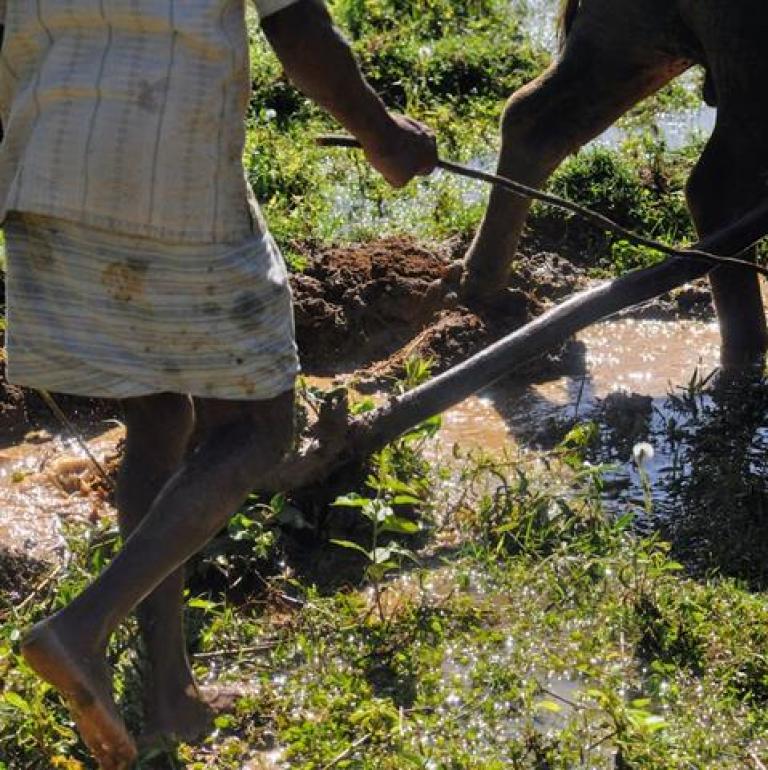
[4,213,300,399]
[0,0,307,400]
[0,0,300,244]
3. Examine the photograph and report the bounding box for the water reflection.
[431,313,768,587]
[433,317,721,456]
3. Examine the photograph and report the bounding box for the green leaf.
[535,700,563,713]
[380,515,421,534]
[366,561,398,581]
[332,494,371,508]
[641,715,668,733]
[2,692,31,713]
[188,598,218,612]
[628,710,668,733]
[559,421,599,450]
[214,714,236,729]
[350,397,376,415]
[330,539,372,558]
[380,478,420,496]
[393,495,422,506]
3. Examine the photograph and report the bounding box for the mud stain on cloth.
[231,291,266,333]
[101,259,149,302]
[137,77,170,113]
[28,232,56,270]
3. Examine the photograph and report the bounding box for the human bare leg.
[116,393,218,744]
[463,0,692,303]
[22,389,295,769]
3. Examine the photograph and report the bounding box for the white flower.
[632,442,655,467]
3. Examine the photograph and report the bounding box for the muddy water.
[435,317,720,457]
[0,428,121,570]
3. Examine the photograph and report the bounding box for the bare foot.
[139,683,246,749]
[21,621,137,770]
[139,686,213,749]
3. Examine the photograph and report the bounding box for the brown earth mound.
[292,236,582,381]
[293,237,460,372]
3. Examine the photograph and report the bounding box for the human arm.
[257,0,437,188]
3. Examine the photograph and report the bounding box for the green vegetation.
[3,410,768,768]
[528,137,702,272]
[245,0,710,271]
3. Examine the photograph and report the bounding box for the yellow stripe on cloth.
[4,214,299,400]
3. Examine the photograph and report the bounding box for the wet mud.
[292,236,496,374]
[293,237,598,383]
[0,428,121,598]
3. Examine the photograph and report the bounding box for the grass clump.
[527,137,699,272]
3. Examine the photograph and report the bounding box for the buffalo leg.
[463,0,691,302]
[687,130,768,367]
[684,0,768,366]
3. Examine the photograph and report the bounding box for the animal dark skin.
[464,0,768,368]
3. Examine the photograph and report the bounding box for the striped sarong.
[3,213,299,400]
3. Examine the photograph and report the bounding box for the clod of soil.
[293,237,461,372]
[292,236,562,382]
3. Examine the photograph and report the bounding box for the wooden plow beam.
[269,197,768,492]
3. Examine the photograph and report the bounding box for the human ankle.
[40,608,110,657]
[146,664,199,703]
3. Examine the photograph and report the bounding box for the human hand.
[361,114,438,188]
